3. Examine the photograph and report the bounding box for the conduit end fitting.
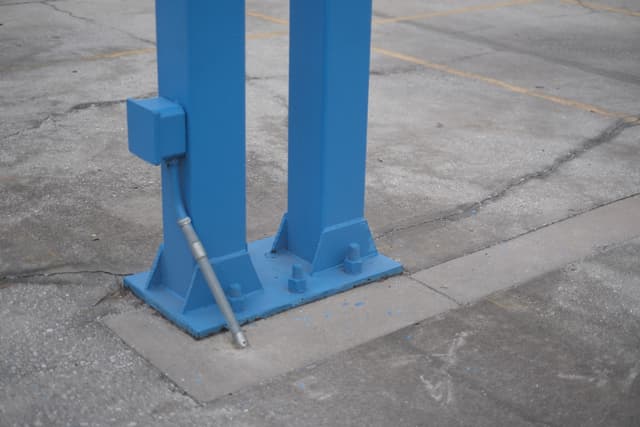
[233,331,249,348]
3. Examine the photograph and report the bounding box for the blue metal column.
[124,0,262,338]
[125,0,402,339]
[274,0,401,275]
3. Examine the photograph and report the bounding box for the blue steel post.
[274,0,396,274]
[125,0,402,339]
[124,0,262,338]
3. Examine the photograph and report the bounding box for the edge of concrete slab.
[413,194,640,304]
[105,194,640,403]
[105,275,455,402]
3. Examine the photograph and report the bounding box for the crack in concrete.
[1,114,51,141]
[572,0,600,14]
[2,93,154,140]
[42,1,94,24]
[374,10,640,87]
[370,66,422,77]
[0,269,133,287]
[376,117,640,240]
[246,74,283,82]
[93,283,129,307]
[1,93,156,141]
[42,1,155,46]
[407,275,463,306]
[68,99,128,112]
[0,0,55,7]
[398,192,640,280]
[0,130,21,141]
[67,91,158,113]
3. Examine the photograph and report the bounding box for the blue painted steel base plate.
[125,236,402,338]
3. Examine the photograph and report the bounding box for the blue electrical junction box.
[127,97,186,165]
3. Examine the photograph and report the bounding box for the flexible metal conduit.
[167,160,249,348]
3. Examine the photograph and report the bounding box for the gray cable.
[169,161,248,348]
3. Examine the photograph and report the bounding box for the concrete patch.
[105,195,640,403]
[105,275,455,402]
[413,195,640,304]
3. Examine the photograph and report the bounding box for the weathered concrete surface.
[5,228,638,426]
[193,238,638,427]
[106,275,457,402]
[104,195,640,403]
[1,0,640,425]
[413,195,640,304]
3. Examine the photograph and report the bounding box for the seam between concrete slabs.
[411,194,640,305]
[105,275,457,402]
[243,10,636,120]
[560,0,640,18]
[105,195,640,402]
[372,0,542,25]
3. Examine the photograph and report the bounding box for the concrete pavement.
[1,0,639,425]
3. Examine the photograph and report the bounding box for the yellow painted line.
[247,1,541,27]
[486,297,527,311]
[88,47,156,60]
[247,30,289,40]
[234,10,639,120]
[561,0,640,17]
[0,29,288,73]
[247,10,289,26]
[373,0,541,25]
[372,47,636,120]
[84,31,286,62]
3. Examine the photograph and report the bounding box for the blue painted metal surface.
[127,97,186,166]
[125,0,402,338]
[274,0,379,272]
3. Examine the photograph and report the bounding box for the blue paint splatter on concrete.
[354,301,365,308]
[405,335,413,341]
[294,315,313,327]
[387,310,393,317]
[296,382,305,390]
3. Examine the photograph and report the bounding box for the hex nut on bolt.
[344,243,363,275]
[288,264,307,293]
[228,283,246,312]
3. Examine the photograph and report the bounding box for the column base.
[124,236,402,338]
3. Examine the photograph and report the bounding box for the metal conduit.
[167,160,249,348]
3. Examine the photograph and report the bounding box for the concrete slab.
[2,0,640,424]
[105,193,640,403]
[413,194,640,303]
[376,123,640,273]
[199,238,640,427]
[374,0,640,94]
[105,275,456,402]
